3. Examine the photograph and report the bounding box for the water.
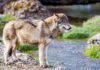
[47,40,100,70]
[47,3,100,18]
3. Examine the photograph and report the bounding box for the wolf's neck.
[43,16,58,32]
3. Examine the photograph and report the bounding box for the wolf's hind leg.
[4,43,12,64]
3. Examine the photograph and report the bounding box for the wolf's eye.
[58,20,64,24]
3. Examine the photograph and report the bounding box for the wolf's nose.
[67,26,71,30]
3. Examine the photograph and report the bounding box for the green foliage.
[83,17,100,37]
[60,17,100,39]
[17,45,38,55]
[0,14,15,24]
[84,46,100,60]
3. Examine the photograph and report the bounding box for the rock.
[4,0,51,19]
[87,33,100,48]
[16,52,33,61]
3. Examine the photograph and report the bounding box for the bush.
[84,46,100,60]
[60,16,100,39]
[83,17,100,37]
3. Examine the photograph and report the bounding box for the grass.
[84,46,100,60]
[17,45,38,54]
[60,16,100,39]
[0,14,15,24]
[0,14,15,36]
[83,17,100,37]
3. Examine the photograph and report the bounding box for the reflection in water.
[47,3,100,18]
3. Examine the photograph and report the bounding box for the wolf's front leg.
[38,43,48,68]
[12,43,19,62]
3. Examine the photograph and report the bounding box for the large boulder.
[87,33,100,48]
[4,0,51,19]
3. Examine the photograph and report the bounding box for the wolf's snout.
[63,26,71,30]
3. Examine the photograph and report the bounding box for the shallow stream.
[47,40,100,70]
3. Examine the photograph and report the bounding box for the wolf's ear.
[41,20,51,35]
[54,13,59,18]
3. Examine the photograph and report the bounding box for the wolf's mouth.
[63,26,71,30]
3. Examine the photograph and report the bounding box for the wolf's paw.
[40,64,49,68]
[4,61,10,65]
